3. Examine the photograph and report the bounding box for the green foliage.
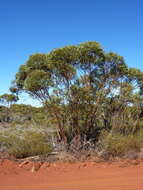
[9,104,50,126]
[24,70,53,92]
[0,93,19,106]
[0,94,19,122]
[98,131,143,157]
[0,105,8,122]
[0,128,52,158]
[10,41,143,147]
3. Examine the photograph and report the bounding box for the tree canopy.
[0,93,19,107]
[11,41,143,144]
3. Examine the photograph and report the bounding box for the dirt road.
[0,160,143,190]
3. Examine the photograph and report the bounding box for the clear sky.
[0,0,143,104]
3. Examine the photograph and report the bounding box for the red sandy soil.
[0,159,143,190]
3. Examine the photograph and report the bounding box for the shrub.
[0,128,52,158]
[97,130,143,157]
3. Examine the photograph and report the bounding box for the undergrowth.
[0,127,52,158]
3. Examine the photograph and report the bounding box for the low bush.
[0,128,52,158]
[97,130,143,157]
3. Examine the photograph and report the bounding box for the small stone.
[130,160,140,165]
[31,162,41,172]
[41,162,50,169]
[82,163,87,167]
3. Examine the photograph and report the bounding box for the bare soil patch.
[0,159,143,190]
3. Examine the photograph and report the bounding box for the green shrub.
[0,129,52,158]
[97,130,143,157]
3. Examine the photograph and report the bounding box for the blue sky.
[0,0,143,105]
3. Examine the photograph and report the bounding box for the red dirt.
[0,159,143,190]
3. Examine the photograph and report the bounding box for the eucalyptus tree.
[0,93,19,107]
[11,52,77,142]
[11,41,143,143]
